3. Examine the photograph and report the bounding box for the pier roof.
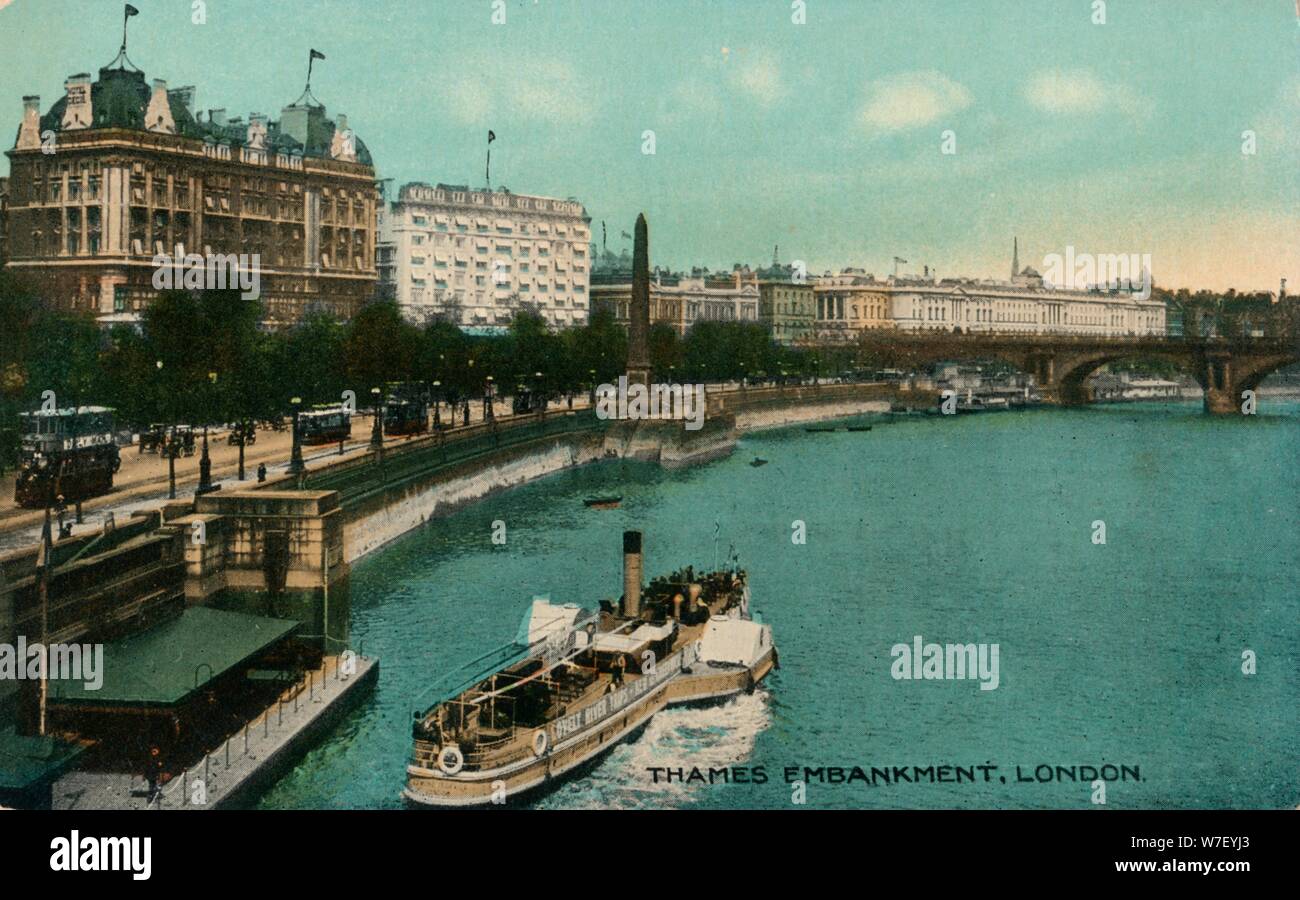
[0,729,88,794]
[49,607,300,707]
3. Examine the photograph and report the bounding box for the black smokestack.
[622,530,643,617]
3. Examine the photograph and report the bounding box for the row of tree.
[0,275,841,440]
[7,276,1286,444]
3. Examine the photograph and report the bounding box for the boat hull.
[402,648,776,808]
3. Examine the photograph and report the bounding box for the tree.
[343,300,423,397]
[269,311,348,410]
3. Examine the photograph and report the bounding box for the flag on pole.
[488,130,496,143]
[306,49,326,92]
[125,3,139,15]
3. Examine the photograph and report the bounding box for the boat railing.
[411,612,603,721]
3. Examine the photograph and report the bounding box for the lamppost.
[588,369,597,406]
[197,371,216,495]
[484,376,495,423]
[464,358,474,426]
[534,371,545,419]
[288,396,305,478]
[158,360,177,500]
[236,418,247,480]
[370,387,384,453]
[431,380,442,430]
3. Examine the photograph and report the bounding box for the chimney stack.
[622,530,643,618]
[168,85,197,118]
[16,96,42,150]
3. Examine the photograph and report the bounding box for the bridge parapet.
[852,332,1299,414]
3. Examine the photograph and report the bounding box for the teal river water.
[257,401,1298,810]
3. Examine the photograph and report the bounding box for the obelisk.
[626,213,652,387]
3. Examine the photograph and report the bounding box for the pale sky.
[2,0,1297,292]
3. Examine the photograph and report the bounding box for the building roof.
[41,66,203,137]
[49,607,300,707]
[35,63,372,166]
[0,729,88,793]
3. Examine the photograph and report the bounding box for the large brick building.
[3,46,379,326]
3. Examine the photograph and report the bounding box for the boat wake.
[535,690,772,810]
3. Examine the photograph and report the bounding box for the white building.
[379,182,591,329]
[886,272,1166,337]
[883,241,1166,337]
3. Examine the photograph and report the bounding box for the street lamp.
[288,396,305,477]
[157,360,177,500]
[484,376,495,423]
[370,387,384,453]
[464,358,474,426]
[432,380,442,430]
[534,371,545,418]
[197,371,216,496]
[588,369,597,406]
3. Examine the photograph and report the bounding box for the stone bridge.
[852,332,1299,414]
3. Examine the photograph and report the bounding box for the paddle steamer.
[403,531,777,807]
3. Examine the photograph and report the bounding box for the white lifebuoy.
[437,744,464,775]
[532,730,549,758]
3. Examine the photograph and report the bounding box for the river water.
[257,401,1298,809]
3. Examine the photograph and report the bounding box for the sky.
[1,0,1297,292]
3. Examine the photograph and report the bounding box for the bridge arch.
[853,331,1299,415]
[1052,350,1193,406]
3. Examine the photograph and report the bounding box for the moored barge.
[403,531,777,807]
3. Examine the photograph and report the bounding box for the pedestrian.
[257,463,267,482]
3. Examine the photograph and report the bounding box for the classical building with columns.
[885,269,1166,336]
[809,245,1165,339]
[590,268,759,335]
[3,47,378,326]
[813,268,894,342]
[379,182,591,330]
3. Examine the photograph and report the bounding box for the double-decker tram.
[382,384,430,437]
[383,399,429,437]
[298,405,352,445]
[14,406,121,508]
